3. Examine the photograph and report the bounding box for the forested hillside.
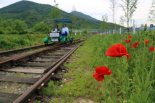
[0,0,121,34]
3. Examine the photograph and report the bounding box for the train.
[43,18,73,44]
[43,31,73,44]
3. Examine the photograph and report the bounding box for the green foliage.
[101,22,109,32]
[0,19,28,34]
[13,20,28,34]
[82,30,88,34]
[42,81,57,96]
[0,27,4,34]
[34,101,41,103]
[50,7,61,19]
[0,34,45,50]
[144,24,147,31]
[33,22,50,33]
[71,11,100,25]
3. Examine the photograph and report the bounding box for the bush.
[0,28,4,34]
[0,19,28,34]
[33,22,50,33]
[0,34,45,50]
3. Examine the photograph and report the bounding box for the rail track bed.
[0,43,58,66]
[0,41,82,103]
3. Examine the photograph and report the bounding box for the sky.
[0,0,153,27]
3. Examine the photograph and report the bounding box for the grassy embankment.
[0,33,86,51]
[0,34,46,50]
[42,31,155,103]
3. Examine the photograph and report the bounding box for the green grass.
[0,33,88,50]
[43,31,155,103]
[0,34,46,50]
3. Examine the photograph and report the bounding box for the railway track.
[0,40,82,103]
[0,43,59,68]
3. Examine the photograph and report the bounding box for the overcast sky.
[0,0,153,27]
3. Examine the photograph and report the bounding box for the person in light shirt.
[52,24,60,32]
[61,24,69,36]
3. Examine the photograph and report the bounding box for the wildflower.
[149,46,154,52]
[125,39,131,43]
[128,35,132,39]
[132,42,139,48]
[105,43,130,58]
[93,66,112,82]
[145,39,149,45]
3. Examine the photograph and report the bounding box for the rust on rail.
[13,42,83,103]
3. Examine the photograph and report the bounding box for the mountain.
[0,0,51,14]
[71,11,100,23]
[0,0,121,29]
[0,0,70,26]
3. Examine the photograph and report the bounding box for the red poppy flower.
[149,46,154,52]
[125,39,131,43]
[132,42,139,48]
[105,43,130,58]
[93,73,104,81]
[93,66,112,82]
[95,66,112,75]
[145,39,149,45]
[128,35,132,39]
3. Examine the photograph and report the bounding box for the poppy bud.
[149,46,154,52]
[128,35,132,39]
[145,39,149,45]
[132,42,139,48]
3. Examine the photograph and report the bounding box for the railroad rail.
[0,40,83,103]
[0,43,59,68]
[0,43,55,57]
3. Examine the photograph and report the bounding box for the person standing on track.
[52,24,60,33]
[61,24,69,36]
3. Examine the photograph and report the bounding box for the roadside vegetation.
[0,32,88,51]
[42,31,155,103]
[0,34,45,50]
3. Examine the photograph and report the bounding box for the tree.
[101,15,109,34]
[119,16,125,26]
[148,0,155,22]
[0,19,28,34]
[110,0,117,33]
[13,20,28,34]
[144,24,147,31]
[110,0,117,24]
[33,22,50,33]
[51,0,61,19]
[26,10,40,26]
[120,0,138,31]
